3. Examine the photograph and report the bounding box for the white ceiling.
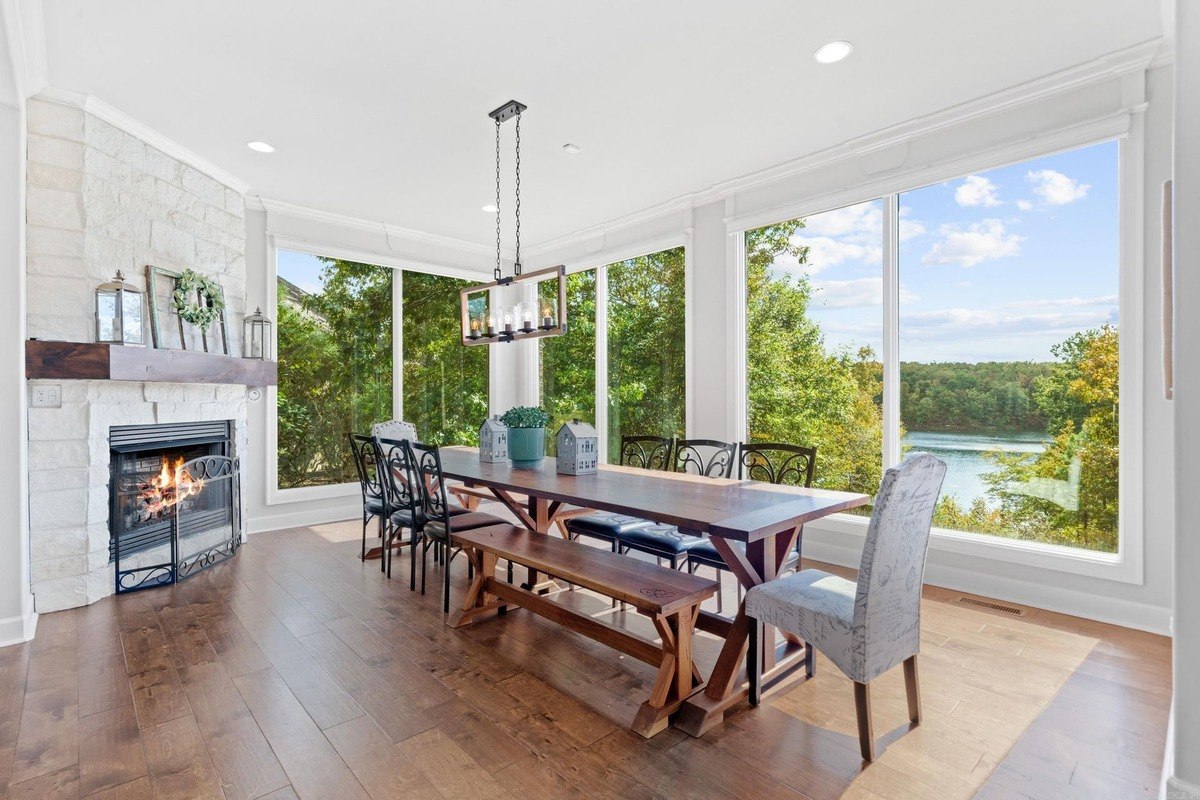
[41,1,1162,247]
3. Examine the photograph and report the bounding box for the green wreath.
[173,269,225,330]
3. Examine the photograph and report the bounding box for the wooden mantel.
[26,340,277,386]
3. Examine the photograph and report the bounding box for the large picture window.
[742,140,1122,555]
[276,251,393,489]
[539,246,686,460]
[275,250,489,490]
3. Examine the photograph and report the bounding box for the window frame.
[266,235,490,505]
[728,123,1144,585]
[538,235,691,464]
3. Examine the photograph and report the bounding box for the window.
[899,141,1119,553]
[540,269,597,455]
[401,271,489,446]
[539,246,686,460]
[745,202,884,504]
[275,249,490,490]
[606,248,686,456]
[276,251,393,489]
[741,140,1122,556]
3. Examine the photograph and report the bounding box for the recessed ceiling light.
[562,143,581,154]
[246,141,275,153]
[813,40,853,64]
[481,204,498,213]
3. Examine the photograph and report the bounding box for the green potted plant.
[500,406,550,463]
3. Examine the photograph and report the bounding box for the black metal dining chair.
[374,435,474,586]
[614,438,738,569]
[687,442,818,611]
[349,434,387,561]
[409,441,507,613]
[562,435,673,552]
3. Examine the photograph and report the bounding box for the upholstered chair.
[745,452,947,761]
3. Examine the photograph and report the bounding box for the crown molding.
[35,86,251,194]
[250,195,512,260]
[522,194,696,259]
[0,0,47,100]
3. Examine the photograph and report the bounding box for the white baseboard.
[246,502,359,534]
[802,533,1173,636]
[0,602,38,648]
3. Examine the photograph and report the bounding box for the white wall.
[1170,0,1199,792]
[0,78,35,645]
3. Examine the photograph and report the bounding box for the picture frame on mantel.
[145,265,231,354]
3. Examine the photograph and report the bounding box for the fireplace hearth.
[110,421,241,592]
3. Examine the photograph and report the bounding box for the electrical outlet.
[31,385,61,408]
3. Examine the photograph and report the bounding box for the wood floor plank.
[323,715,443,800]
[77,704,147,796]
[176,659,290,800]
[397,727,517,800]
[140,714,225,800]
[5,763,78,800]
[10,651,78,785]
[128,666,192,728]
[234,667,370,800]
[78,654,133,718]
[84,775,155,799]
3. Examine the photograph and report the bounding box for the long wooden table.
[437,446,870,736]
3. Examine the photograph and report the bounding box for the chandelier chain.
[494,117,502,281]
[514,112,522,275]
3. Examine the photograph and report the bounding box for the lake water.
[902,431,1049,506]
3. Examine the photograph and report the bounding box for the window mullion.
[393,267,404,422]
[595,263,609,463]
[882,195,901,469]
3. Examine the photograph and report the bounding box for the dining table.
[437,445,870,736]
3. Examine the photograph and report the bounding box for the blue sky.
[277,249,329,294]
[773,140,1120,363]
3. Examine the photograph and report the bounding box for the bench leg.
[632,605,703,738]
[448,551,508,627]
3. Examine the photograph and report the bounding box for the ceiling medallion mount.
[460,100,568,347]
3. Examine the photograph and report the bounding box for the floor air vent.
[957,596,1026,616]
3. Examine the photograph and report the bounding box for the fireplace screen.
[110,421,241,593]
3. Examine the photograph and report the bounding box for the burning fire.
[139,456,205,516]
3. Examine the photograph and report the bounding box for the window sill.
[804,512,1141,585]
[266,481,360,506]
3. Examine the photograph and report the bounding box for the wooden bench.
[449,524,719,737]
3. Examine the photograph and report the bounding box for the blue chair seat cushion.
[364,497,385,516]
[687,538,741,568]
[565,512,653,541]
[390,504,470,529]
[617,523,705,556]
[423,511,506,542]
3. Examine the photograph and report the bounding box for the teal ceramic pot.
[507,427,546,463]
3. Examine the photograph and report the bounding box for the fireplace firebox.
[109,421,241,593]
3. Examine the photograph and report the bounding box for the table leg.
[676,525,804,737]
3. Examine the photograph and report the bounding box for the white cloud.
[901,306,1118,340]
[899,218,927,242]
[811,277,917,309]
[1004,295,1118,310]
[1027,169,1090,205]
[922,219,1023,268]
[800,203,881,238]
[955,175,1002,207]
[1016,199,1034,212]
[793,237,881,273]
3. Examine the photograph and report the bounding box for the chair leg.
[747,617,762,706]
[715,568,723,614]
[361,514,368,560]
[443,548,453,614]
[410,531,419,591]
[420,540,428,596]
[805,642,815,678]
[854,682,876,761]
[903,655,921,725]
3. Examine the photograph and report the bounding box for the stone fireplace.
[24,96,251,612]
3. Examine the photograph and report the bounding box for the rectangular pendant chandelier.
[459,264,567,346]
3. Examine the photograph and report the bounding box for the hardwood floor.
[0,517,1170,799]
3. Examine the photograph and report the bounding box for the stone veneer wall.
[24,97,248,612]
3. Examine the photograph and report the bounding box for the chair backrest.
[852,452,947,682]
[671,438,737,478]
[348,434,384,503]
[618,436,673,470]
[408,441,453,530]
[738,442,817,487]
[372,419,418,442]
[374,435,420,518]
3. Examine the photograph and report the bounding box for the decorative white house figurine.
[556,419,599,474]
[479,416,509,462]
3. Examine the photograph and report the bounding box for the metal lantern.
[243,307,273,360]
[556,419,599,475]
[479,416,509,463]
[94,271,145,345]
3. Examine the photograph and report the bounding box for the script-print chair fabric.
[745,452,947,762]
